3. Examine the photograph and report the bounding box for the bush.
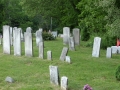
[115,65,120,81]
[42,32,55,40]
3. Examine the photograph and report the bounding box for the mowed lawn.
[0,37,120,90]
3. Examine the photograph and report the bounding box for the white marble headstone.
[69,37,75,51]
[61,76,68,90]
[60,47,68,61]
[47,50,52,60]
[63,27,70,45]
[106,47,112,58]
[73,28,80,46]
[39,42,44,59]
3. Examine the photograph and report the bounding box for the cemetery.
[0,0,120,90]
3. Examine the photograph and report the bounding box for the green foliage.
[116,65,120,81]
[42,32,55,40]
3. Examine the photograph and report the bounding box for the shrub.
[115,65,120,81]
[42,32,55,40]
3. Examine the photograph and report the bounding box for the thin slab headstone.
[26,27,32,33]
[65,56,71,63]
[63,27,70,45]
[10,27,13,46]
[49,65,60,85]
[60,47,68,61]
[14,28,21,56]
[13,27,17,46]
[51,31,57,38]
[39,42,44,59]
[3,25,10,54]
[24,32,33,57]
[36,30,43,46]
[92,37,101,57]
[0,34,2,45]
[106,47,112,58]
[111,46,118,54]
[61,76,68,90]
[47,51,52,60]
[69,37,75,51]
[73,28,80,46]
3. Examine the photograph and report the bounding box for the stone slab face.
[47,51,52,60]
[3,25,10,54]
[0,34,2,45]
[60,47,68,61]
[39,42,44,59]
[14,28,21,56]
[36,30,43,46]
[111,46,120,54]
[63,27,70,45]
[65,56,71,63]
[24,32,33,57]
[13,27,17,46]
[51,31,57,38]
[49,65,59,85]
[26,27,32,33]
[106,47,112,58]
[10,27,13,46]
[73,28,80,45]
[61,76,68,90]
[92,37,101,57]
[69,37,75,51]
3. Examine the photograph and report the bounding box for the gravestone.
[36,30,43,46]
[51,31,57,38]
[63,27,70,45]
[39,42,44,59]
[3,25,10,54]
[65,56,71,63]
[49,65,60,85]
[14,28,21,56]
[20,29,24,41]
[73,28,80,45]
[61,76,68,90]
[106,47,112,58]
[13,27,17,46]
[69,37,75,51]
[5,76,14,83]
[39,28,43,32]
[47,51,52,60]
[26,27,32,33]
[60,47,68,61]
[10,27,13,46]
[111,46,118,54]
[92,37,101,57]
[24,32,33,57]
[0,34,2,45]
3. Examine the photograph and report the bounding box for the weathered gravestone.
[39,42,44,59]
[14,28,21,56]
[111,46,120,54]
[61,76,68,90]
[92,37,101,57]
[36,30,43,46]
[106,47,112,58]
[24,32,33,57]
[63,27,70,45]
[5,76,14,83]
[73,28,80,46]
[51,31,57,38]
[65,56,71,63]
[60,47,68,61]
[26,27,32,33]
[3,25,11,54]
[49,65,60,85]
[47,50,52,60]
[69,37,75,51]
[10,27,13,46]
[13,27,17,46]
[0,34,2,45]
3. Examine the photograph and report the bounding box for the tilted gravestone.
[3,25,11,54]
[73,28,80,46]
[92,37,101,57]
[47,50,52,60]
[39,42,44,59]
[36,30,43,46]
[60,47,68,61]
[63,27,70,45]
[106,47,112,58]
[61,76,68,90]
[49,65,60,85]
[24,32,33,57]
[69,37,75,51]
[14,28,21,56]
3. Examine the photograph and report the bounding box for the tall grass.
[0,38,120,90]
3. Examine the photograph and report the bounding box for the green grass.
[0,38,120,90]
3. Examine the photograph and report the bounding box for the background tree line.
[0,0,120,48]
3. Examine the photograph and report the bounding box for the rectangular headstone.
[63,27,70,45]
[69,37,75,51]
[13,27,17,46]
[36,30,43,46]
[73,28,80,45]
[10,27,13,46]
[51,31,57,38]
[106,47,112,58]
[14,28,21,56]
[60,47,68,61]
[26,27,32,33]
[3,25,10,54]
[49,65,60,85]
[47,51,52,60]
[61,76,68,90]
[65,56,71,63]
[111,46,118,54]
[24,32,33,57]
[39,42,44,59]
[92,37,101,57]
